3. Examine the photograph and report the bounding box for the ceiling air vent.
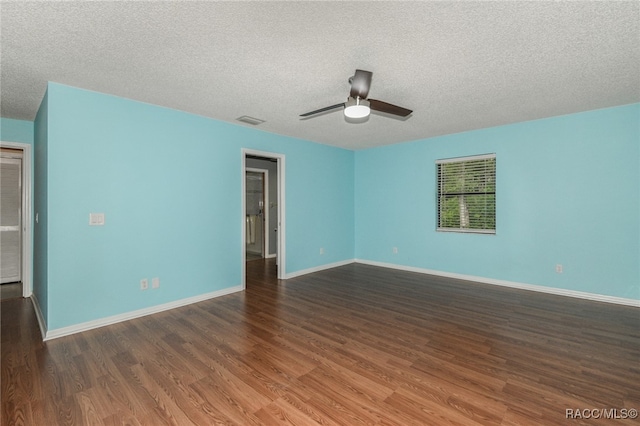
[236,115,265,126]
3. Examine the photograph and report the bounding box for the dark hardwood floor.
[0,282,22,301]
[2,259,639,425]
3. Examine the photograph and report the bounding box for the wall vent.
[236,115,265,126]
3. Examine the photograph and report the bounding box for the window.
[436,154,496,234]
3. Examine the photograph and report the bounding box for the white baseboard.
[285,259,355,279]
[43,285,243,341]
[30,294,47,340]
[355,259,640,308]
[34,260,638,341]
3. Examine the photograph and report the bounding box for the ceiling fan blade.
[369,99,413,117]
[300,102,345,117]
[349,69,372,99]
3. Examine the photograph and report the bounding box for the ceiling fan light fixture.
[344,97,370,119]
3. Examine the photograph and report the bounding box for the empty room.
[1,2,638,425]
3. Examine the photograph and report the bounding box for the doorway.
[242,149,285,287]
[0,143,32,299]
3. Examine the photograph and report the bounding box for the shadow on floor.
[0,282,22,301]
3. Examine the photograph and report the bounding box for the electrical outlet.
[393,247,398,254]
[555,264,563,274]
[140,278,149,290]
[89,212,105,226]
[320,247,324,255]
[152,277,160,289]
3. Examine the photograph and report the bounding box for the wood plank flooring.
[2,259,639,425]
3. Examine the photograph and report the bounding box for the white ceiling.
[1,1,639,150]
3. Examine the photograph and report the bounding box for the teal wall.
[42,83,354,330]
[30,81,640,332]
[355,104,640,299]
[1,117,34,144]
[34,91,49,321]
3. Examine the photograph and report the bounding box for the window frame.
[436,153,496,234]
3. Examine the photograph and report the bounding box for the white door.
[1,155,22,284]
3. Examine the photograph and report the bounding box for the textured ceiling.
[1,1,639,150]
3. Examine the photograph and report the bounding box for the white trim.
[278,154,286,278]
[246,167,269,259]
[30,293,47,340]
[355,259,640,307]
[0,141,32,297]
[35,256,638,340]
[436,152,496,164]
[436,228,496,235]
[284,259,355,279]
[43,285,243,340]
[241,153,246,289]
[242,149,286,286]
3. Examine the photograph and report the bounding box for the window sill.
[436,228,496,235]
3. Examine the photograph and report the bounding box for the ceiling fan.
[300,69,413,120]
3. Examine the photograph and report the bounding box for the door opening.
[242,149,285,287]
[1,153,22,286]
[0,143,32,299]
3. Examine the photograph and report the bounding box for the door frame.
[245,167,269,259]
[0,141,32,297]
[241,149,285,287]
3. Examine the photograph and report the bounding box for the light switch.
[89,213,105,226]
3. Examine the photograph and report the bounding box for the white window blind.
[1,156,22,283]
[436,154,496,234]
